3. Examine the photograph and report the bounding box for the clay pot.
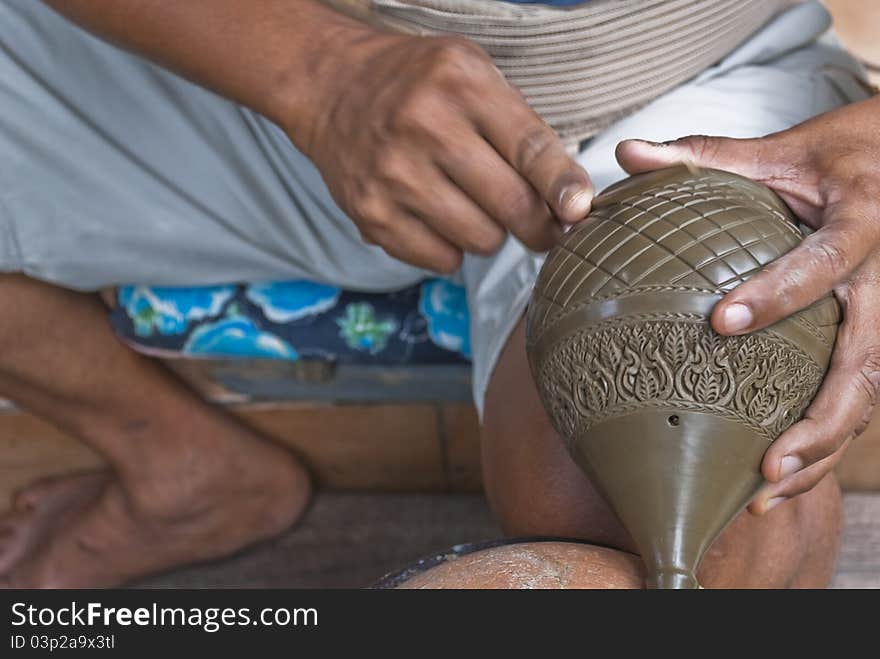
[526,166,839,589]
[375,539,643,589]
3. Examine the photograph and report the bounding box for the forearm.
[42,0,377,149]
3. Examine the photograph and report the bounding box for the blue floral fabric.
[112,279,473,365]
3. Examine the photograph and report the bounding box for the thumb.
[615,135,784,180]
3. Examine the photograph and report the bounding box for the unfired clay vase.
[526,166,840,589]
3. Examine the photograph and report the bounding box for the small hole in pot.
[667,415,680,428]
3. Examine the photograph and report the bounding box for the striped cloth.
[332,0,790,146]
[502,1,590,5]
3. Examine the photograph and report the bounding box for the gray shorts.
[0,0,869,413]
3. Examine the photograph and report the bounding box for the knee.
[699,474,842,588]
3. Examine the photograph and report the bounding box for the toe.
[13,488,39,512]
[13,470,109,513]
[0,510,33,574]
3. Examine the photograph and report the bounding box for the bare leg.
[482,318,841,588]
[0,274,310,587]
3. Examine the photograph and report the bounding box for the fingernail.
[561,186,593,220]
[766,496,787,512]
[632,138,676,148]
[779,455,804,480]
[721,302,753,333]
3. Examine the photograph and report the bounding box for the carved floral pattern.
[535,315,823,444]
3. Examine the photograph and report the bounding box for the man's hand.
[616,95,880,514]
[302,32,594,273]
[43,1,592,272]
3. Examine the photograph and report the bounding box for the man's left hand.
[615,94,880,514]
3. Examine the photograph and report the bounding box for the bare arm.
[45,0,594,273]
[617,95,880,512]
[43,0,364,151]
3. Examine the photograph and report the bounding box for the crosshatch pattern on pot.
[527,166,840,444]
[527,170,806,344]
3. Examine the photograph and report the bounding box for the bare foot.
[0,471,109,576]
[0,429,310,588]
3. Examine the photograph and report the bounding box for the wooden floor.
[139,494,500,589]
[833,494,880,589]
[136,492,880,589]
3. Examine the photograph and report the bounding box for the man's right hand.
[44,1,591,272]
[302,32,594,273]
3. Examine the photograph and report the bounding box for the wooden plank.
[831,493,880,589]
[829,572,880,589]
[836,493,880,570]
[165,358,472,403]
[238,403,446,492]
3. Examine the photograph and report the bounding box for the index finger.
[474,88,594,228]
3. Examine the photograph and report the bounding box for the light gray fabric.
[368,0,789,145]
[0,0,869,414]
[0,0,427,292]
